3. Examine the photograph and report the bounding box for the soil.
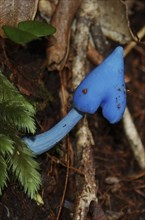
[0,1,145,220]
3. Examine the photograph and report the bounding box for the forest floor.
[0,1,145,220]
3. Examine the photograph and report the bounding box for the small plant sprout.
[23,46,126,155]
[2,20,56,45]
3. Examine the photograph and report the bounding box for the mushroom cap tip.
[115,46,124,54]
[73,46,126,123]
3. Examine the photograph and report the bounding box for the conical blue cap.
[73,46,126,123]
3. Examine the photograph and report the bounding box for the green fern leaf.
[0,155,8,194]
[9,141,41,199]
[0,120,17,137]
[0,100,36,133]
[0,71,41,198]
[0,72,36,133]
[0,71,35,115]
[0,134,14,155]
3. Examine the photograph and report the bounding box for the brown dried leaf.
[98,0,133,44]
[0,0,39,37]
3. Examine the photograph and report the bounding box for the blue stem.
[23,108,83,155]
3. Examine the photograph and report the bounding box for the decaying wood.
[89,3,107,55]
[71,1,106,219]
[73,119,97,220]
[71,0,98,90]
[91,21,107,55]
[47,0,81,71]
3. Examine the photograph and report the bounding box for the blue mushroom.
[23,46,126,155]
[73,46,126,123]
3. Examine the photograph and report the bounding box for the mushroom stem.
[23,108,83,155]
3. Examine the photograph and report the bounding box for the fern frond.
[0,134,14,155]
[0,120,17,137]
[0,71,41,198]
[0,155,8,194]
[0,72,36,133]
[9,141,41,199]
[0,72,35,115]
[0,100,36,133]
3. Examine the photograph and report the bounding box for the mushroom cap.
[73,46,126,123]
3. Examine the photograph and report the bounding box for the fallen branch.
[47,0,81,71]
[71,0,107,219]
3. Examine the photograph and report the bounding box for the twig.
[56,70,72,220]
[124,25,145,57]
[87,43,103,65]
[123,108,145,169]
[56,138,70,220]
[123,26,145,169]
[46,154,84,175]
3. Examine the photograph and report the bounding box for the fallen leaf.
[0,0,39,37]
[98,0,133,44]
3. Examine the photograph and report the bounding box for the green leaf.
[2,20,56,45]
[18,20,56,37]
[0,134,14,155]
[2,26,38,44]
[0,155,8,194]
